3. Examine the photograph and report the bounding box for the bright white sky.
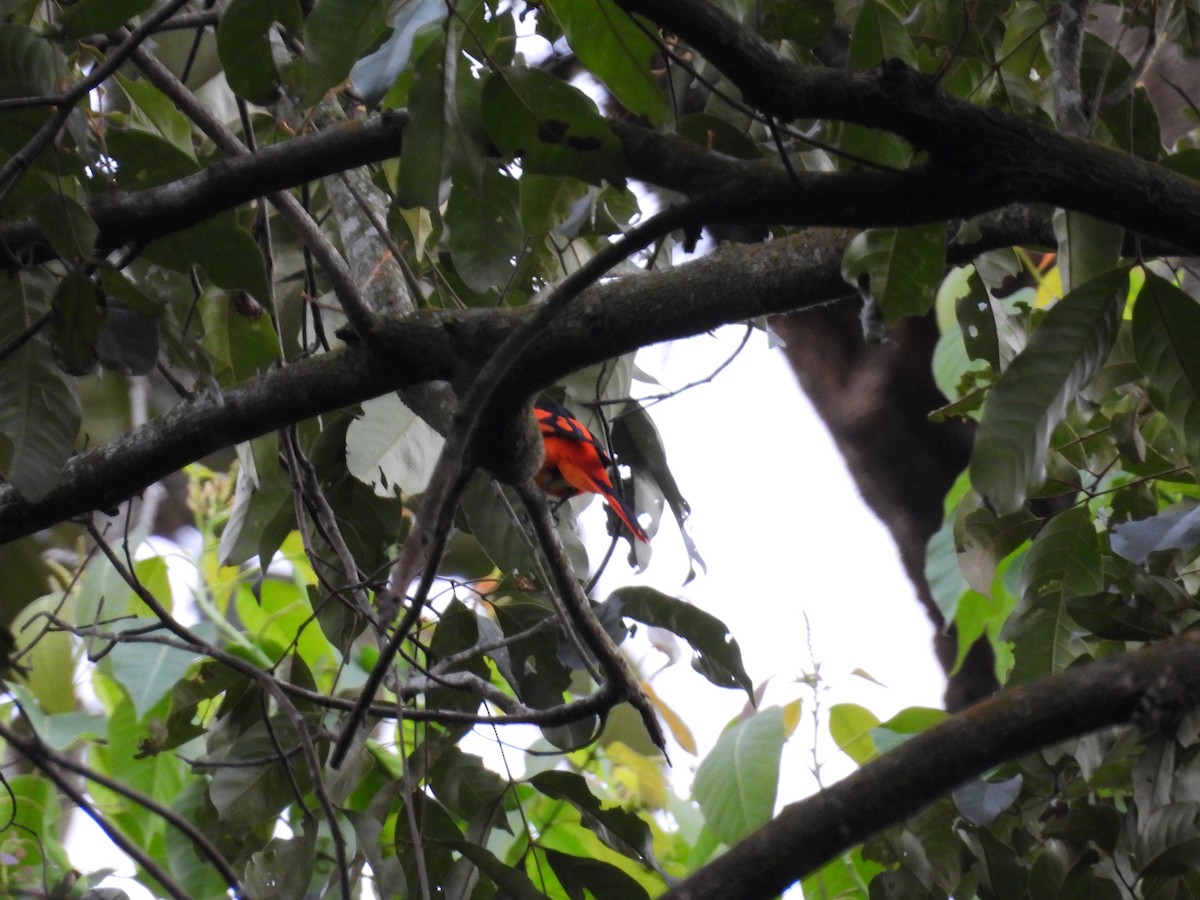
[600,326,948,802]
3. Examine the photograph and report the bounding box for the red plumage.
[534,402,649,543]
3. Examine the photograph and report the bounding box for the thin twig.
[515,479,667,755]
[0,710,243,894]
[0,712,199,900]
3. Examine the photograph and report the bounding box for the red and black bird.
[534,401,649,543]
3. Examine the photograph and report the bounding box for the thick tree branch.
[0,111,409,268]
[0,230,853,543]
[665,628,1200,899]
[611,0,1200,250]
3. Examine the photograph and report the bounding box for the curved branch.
[663,629,1200,899]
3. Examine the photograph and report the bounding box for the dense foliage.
[4,0,1200,897]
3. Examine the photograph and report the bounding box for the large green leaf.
[970,268,1130,514]
[545,846,651,900]
[218,0,303,104]
[1004,505,1101,683]
[828,702,880,765]
[541,0,668,125]
[444,167,522,293]
[103,619,212,720]
[483,67,628,186]
[693,706,786,846]
[49,269,104,375]
[530,770,656,868]
[197,286,282,387]
[1132,272,1200,478]
[34,194,98,262]
[1018,506,1102,610]
[837,0,915,168]
[296,0,390,103]
[0,277,81,502]
[451,841,547,899]
[57,0,153,38]
[1053,208,1125,294]
[345,394,445,497]
[11,595,77,715]
[841,224,947,324]
[607,586,752,699]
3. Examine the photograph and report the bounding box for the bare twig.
[515,479,667,755]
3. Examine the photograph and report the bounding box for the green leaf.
[541,0,668,125]
[234,579,337,672]
[444,167,522,293]
[1019,506,1102,607]
[58,0,153,38]
[0,775,66,876]
[828,703,880,765]
[1053,209,1125,294]
[841,224,947,324]
[50,269,104,375]
[760,0,836,46]
[608,586,751,699]
[345,394,445,497]
[244,828,316,900]
[838,0,916,168]
[425,598,489,717]
[1004,505,1100,683]
[103,620,210,720]
[396,22,491,206]
[429,747,509,821]
[0,279,81,502]
[218,0,303,104]
[198,287,281,387]
[116,74,196,158]
[925,475,973,621]
[0,24,60,99]
[545,846,651,900]
[34,193,99,261]
[952,774,1023,827]
[483,67,628,186]
[521,174,589,237]
[451,840,548,899]
[208,724,310,825]
[693,706,787,845]
[11,595,77,715]
[530,770,656,867]
[217,434,294,567]
[971,268,1130,513]
[297,0,390,103]
[1133,272,1200,478]
[144,219,270,301]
